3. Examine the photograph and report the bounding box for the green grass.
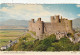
[0,39,14,48]
[20,33,36,42]
[29,31,36,36]
[0,30,25,37]
[0,30,26,48]
[26,33,36,42]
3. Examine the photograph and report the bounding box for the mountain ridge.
[0,19,29,27]
[0,19,29,29]
[0,18,80,29]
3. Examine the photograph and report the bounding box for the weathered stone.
[29,15,74,40]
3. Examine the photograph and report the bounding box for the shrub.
[13,41,26,51]
[41,34,56,47]
[52,42,63,51]
[47,47,56,51]
[29,31,36,36]
[72,43,80,51]
[59,37,71,44]
[33,44,47,51]
[67,33,74,37]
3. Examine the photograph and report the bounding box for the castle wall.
[35,20,44,37]
[29,18,44,39]
[29,15,74,39]
[29,19,36,32]
[44,22,66,35]
[63,19,74,34]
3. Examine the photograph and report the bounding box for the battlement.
[30,15,71,23]
[50,15,70,23]
[37,18,41,21]
[29,15,74,40]
[31,19,35,23]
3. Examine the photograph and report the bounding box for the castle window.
[39,28,40,30]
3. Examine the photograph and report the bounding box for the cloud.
[0,4,54,22]
[76,5,80,7]
[78,14,80,16]
[0,4,77,22]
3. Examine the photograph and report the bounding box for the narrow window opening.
[39,28,40,30]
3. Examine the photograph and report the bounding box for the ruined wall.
[29,15,74,39]
[29,19,36,32]
[29,18,44,39]
[65,20,73,34]
[43,15,73,35]
[44,22,66,35]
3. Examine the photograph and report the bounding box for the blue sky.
[0,4,80,22]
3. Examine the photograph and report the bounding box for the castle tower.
[50,16,55,23]
[55,15,60,23]
[36,18,44,39]
[68,20,74,34]
[65,20,74,34]
[61,16,62,22]
[60,16,64,23]
[31,19,34,23]
[29,19,35,31]
[37,18,41,21]
[61,16,62,19]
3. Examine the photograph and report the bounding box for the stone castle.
[29,15,74,40]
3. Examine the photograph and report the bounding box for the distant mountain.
[0,18,80,29]
[73,18,80,28]
[0,19,29,29]
[0,26,27,29]
[0,19,29,27]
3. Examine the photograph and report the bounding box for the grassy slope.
[7,33,80,51]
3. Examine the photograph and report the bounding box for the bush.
[13,41,26,51]
[59,37,71,44]
[33,39,41,47]
[47,47,56,51]
[6,33,80,51]
[5,47,12,51]
[25,33,36,42]
[33,44,47,51]
[52,42,64,51]
[72,43,80,51]
[41,34,56,46]
[25,44,33,51]
[29,31,36,36]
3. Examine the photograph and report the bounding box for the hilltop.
[5,32,80,51]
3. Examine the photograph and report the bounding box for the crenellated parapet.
[31,19,35,23]
[37,18,41,21]
[50,15,71,23]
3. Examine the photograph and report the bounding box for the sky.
[0,4,80,22]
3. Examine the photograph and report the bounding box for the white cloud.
[0,4,76,22]
[0,4,54,22]
[78,14,80,16]
[76,5,80,7]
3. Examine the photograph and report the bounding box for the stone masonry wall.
[29,15,74,39]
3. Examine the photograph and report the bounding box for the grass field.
[0,39,13,48]
[0,29,26,48]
